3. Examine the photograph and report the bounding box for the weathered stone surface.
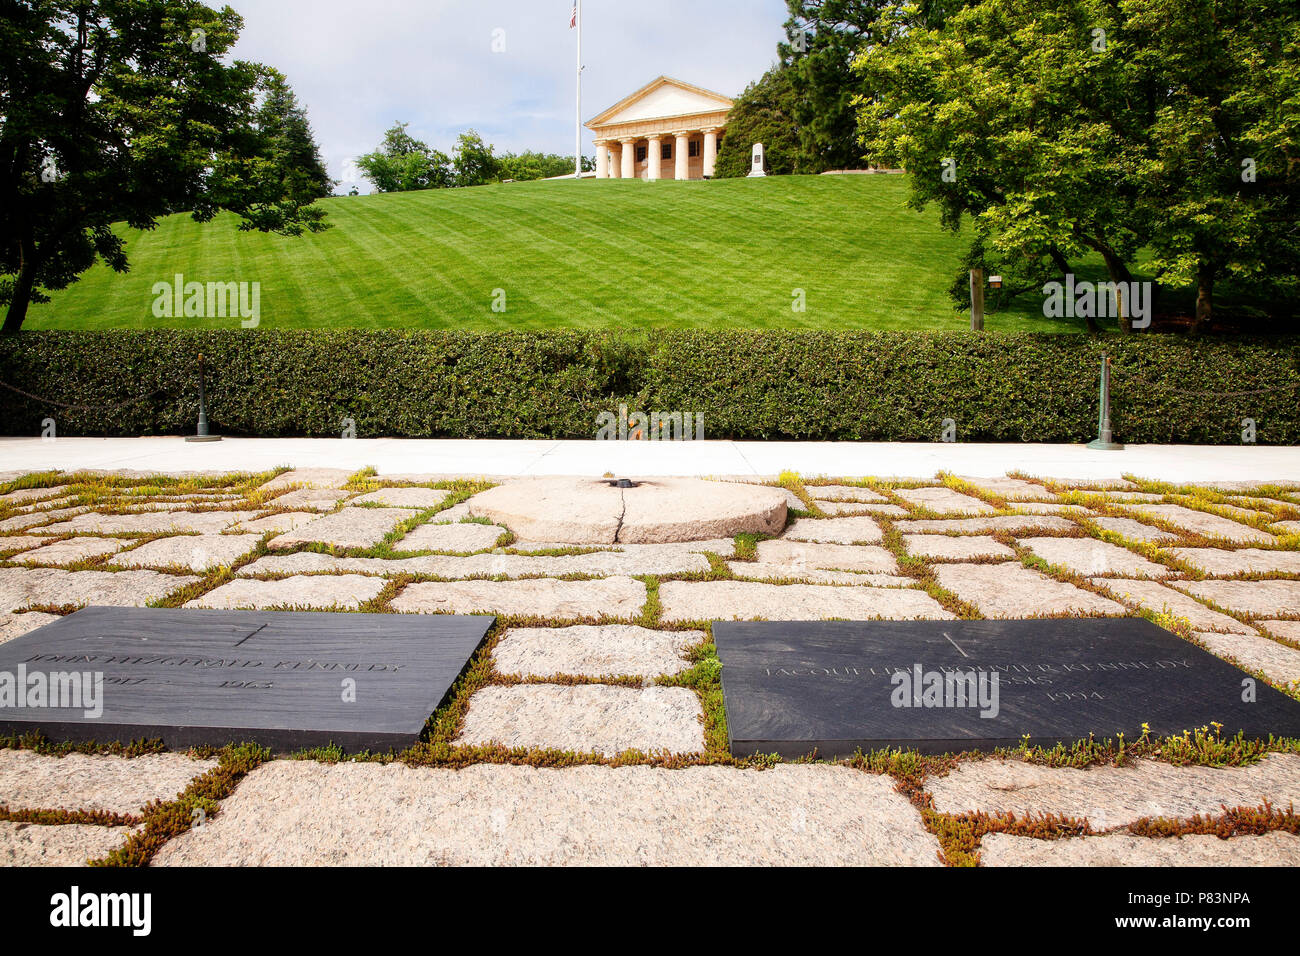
[783,516,883,544]
[242,547,709,579]
[1,485,70,505]
[263,488,354,511]
[807,485,887,503]
[1091,578,1253,633]
[1173,580,1300,618]
[753,539,897,573]
[392,577,646,619]
[269,508,418,550]
[1100,491,1167,502]
[1091,515,1181,544]
[1013,502,1091,515]
[232,512,321,534]
[895,487,996,515]
[1194,631,1300,686]
[0,822,134,866]
[1169,548,1300,576]
[351,487,449,509]
[956,477,1057,501]
[113,534,261,571]
[493,625,701,678]
[1272,521,1300,535]
[815,501,908,517]
[934,563,1124,618]
[980,831,1300,866]
[393,522,507,553]
[39,511,257,535]
[456,685,704,755]
[185,575,384,610]
[260,468,354,491]
[929,754,1300,829]
[0,536,46,555]
[0,508,85,531]
[0,567,198,613]
[1019,537,1171,578]
[894,515,1076,535]
[658,580,954,623]
[0,750,217,815]
[1120,504,1276,544]
[726,563,911,586]
[0,611,61,644]
[152,761,939,866]
[467,477,787,544]
[902,535,1015,560]
[1260,620,1300,643]
[14,537,125,565]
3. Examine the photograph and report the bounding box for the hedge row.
[1,330,1298,444]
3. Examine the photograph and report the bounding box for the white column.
[608,143,621,178]
[595,141,608,179]
[620,138,636,180]
[674,131,690,180]
[647,135,662,181]
[702,128,719,179]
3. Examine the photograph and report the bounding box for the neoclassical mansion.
[586,76,733,181]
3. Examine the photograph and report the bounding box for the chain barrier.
[0,379,167,414]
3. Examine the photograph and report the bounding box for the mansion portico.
[586,76,733,181]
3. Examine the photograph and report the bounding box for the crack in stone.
[613,487,627,544]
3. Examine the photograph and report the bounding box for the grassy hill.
[26,176,1099,332]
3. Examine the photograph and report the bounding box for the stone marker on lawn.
[0,607,494,752]
[711,618,1300,758]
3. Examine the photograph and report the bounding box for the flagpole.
[575,0,583,178]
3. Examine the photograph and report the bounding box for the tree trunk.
[1050,247,1098,333]
[2,237,38,335]
[1099,248,1135,333]
[1191,262,1214,335]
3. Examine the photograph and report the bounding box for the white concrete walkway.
[3,437,1299,482]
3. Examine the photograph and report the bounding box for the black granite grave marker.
[713,618,1300,757]
[0,607,494,752]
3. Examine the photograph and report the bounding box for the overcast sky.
[230,0,789,193]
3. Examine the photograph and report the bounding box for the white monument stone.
[747,143,768,178]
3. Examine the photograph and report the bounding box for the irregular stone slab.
[894,516,1076,535]
[435,502,472,523]
[1013,502,1091,515]
[493,478,786,545]
[1091,578,1253,633]
[0,508,85,531]
[493,625,701,678]
[1194,631,1300,686]
[393,577,646,619]
[1100,491,1167,502]
[1169,548,1300,576]
[902,535,1015,560]
[351,487,449,509]
[260,468,354,491]
[231,512,319,534]
[242,547,709,580]
[185,574,384,610]
[0,536,47,555]
[895,487,996,515]
[1,485,70,505]
[0,567,198,614]
[754,539,897,574]
[0,822,134,866]
[956,477,1057,501]
[113,534,260,571]
[727,563,911,586]
[152,762,939,866]
[807,485,887,503]
[934,563,1123,618]
[0,612,62,644]
[1120,504,1276,544]
[1173,580,1300,618]
[1260,620,1300,643]
[981,831,1300,867]
[14,537,125,565]
[815,501,908,517]
[783,516,883,544]
[394,522,507,553]
[1091,515,1181,544]
[456,685,703,756]
[269,508,418,550]
[0,750,217,815]
[930,754,1300,829]
[658,580,953,623]
[39,511,258,536]
[1019,537,1171,578]
[1272,520,1300,535]
[263,488,354,511]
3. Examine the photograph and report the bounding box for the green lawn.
[27,175,1100,331]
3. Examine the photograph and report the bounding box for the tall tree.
[452,130,498,187]
[713,67,804,177]
[354,122,453,193]
[0,0,330,333]
[253,68,333,203]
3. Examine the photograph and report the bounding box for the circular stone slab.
[468,478,787,544]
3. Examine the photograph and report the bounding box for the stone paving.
[2,467,1300,866]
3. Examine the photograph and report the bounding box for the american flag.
[570,4,577,28]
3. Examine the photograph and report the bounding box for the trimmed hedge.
[1,330,1298,444]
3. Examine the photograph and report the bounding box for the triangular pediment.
[586,76,733,129]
